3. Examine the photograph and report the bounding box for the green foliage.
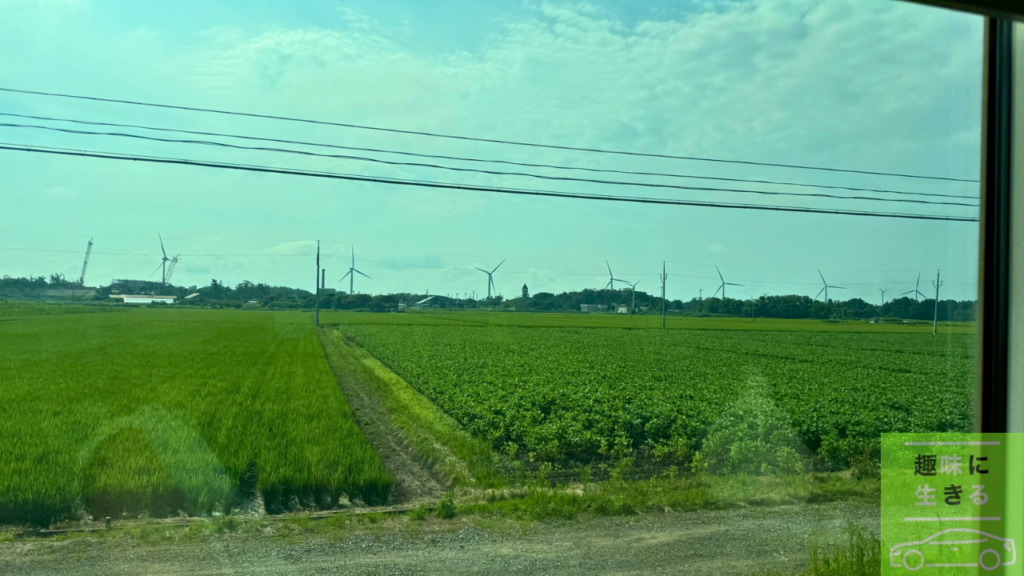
[0,308,391,525]
[699,381,806,475]
[338,324,974,468]
[408,502,431,521]
[435,491,458,519]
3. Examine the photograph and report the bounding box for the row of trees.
[505,289,976,322]
[1,275,977,321]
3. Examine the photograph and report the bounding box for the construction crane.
[77,238,93,285]
[165,255,181,285]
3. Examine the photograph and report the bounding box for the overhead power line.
[0,121,977,208]
[0,86,978,183]
[0,111,978,201]
[0,142,980,222]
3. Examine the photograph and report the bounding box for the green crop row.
[339,325,975,469]
[0,308,391,525]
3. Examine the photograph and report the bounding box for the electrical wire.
[0,86,978,183]
[0,122,977,208]
[0,142,980,222]
[0,111,979,201]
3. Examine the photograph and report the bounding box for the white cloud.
[0,0,983,297]
[0,0,85,8]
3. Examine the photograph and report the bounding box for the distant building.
[109,294,176,304]
[580,304,607,313]
[522,284,529,299]
[245,300,260,308]
[616,305,629,314]
[398,301,407,310]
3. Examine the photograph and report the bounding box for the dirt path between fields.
[0,501,879,575]
[318,329,447,505]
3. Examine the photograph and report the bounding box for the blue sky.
[0,0,982,302]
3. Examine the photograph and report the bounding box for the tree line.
[0,274,976,321]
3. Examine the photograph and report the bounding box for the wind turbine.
[626,280,641,312]
[896,272,927,302]
[475,259,504,299]
[712,266,743,299]
[165,255,182,285]
[879,288,888,305]
[339,247,371,294]
[158,234,171,285]
[815,269,846,303]
[697,286,703,301]
[605,261,630,290]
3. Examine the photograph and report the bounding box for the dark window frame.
[903,1,1023,21]
[902,1,1015,432]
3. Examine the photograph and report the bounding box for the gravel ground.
[0,502,879,575]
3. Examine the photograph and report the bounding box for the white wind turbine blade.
[712,285,723,298]
[339,270,352,282]
[159,234,167,260]
[475,267,489,274]
[716,265,725,283]
[831,286,847,290]
[815,287,826,300]
[491,259,505,274]
[354,269,371,280]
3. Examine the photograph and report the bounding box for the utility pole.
[315,240,320,327]
[660,261,667,330]
[932,269,942,336]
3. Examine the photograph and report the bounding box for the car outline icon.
[889,528,1017,571]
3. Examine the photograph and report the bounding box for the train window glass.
[0,0,985,573]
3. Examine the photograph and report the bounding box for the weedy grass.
[320,328,501,487]
[760,524,880,576]
[0,308,391,525]
[460,472,878,522]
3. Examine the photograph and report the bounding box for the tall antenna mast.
[660,261,667,330]
[932,270,942,336]
[78,238,93,285]
[315,240,320,327]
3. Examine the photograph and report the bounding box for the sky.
[0,0,983,303]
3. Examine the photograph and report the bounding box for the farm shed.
[109,294,176,304]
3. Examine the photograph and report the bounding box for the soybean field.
[337,324,976,468]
